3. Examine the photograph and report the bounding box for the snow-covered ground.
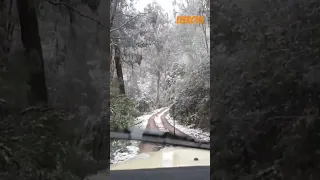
[110,108,166,164]
[138,107,167,129]
[110,107,209,164]
[154,108,169,132]
[165,113,210,142]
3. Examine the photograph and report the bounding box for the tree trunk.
[156,70,160,107]
[114,45,125,94]
[110,0,119,29]
[92,0,110,161]
[200,23,209,53]
[110,47,115,79]
[0,0,15,58]
[17,0,48,105]
[65,8,97,112]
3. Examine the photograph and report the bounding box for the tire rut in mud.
[138,108,166,153]
[160,111,189,137]
[139,108,201,153]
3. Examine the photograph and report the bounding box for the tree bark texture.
[17,0,48,105]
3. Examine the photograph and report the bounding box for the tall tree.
[114,43,125,94]
[17,0,48,105]
[110,0,126,94]
[143,2,169,106]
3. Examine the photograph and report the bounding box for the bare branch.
[110,0,120,28]
[110,13,148,33]
[47,0,105,27]
[121,13,134,18]
[110,36,123,39]
[48,0,147,33]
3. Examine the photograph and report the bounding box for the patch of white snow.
[111,108,167,164]
[136,107,167,129]
[165,112,210,142]
[154,107,169,132]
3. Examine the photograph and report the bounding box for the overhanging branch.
[47,0,105,27]
[110,13,148,33]
[48,0,148,33]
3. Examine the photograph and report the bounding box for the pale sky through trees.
[134,0,176,20]
[134,0,174,12]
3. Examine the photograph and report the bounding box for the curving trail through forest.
[139,108,201,153]
[138,108,166,153]
[160,111,188,137]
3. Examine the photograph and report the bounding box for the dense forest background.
[110,0,210,131]
[1,0,110,179]
[2,0,320,179]
[109,0,210,162]
[211,0,320,179]
[0,0,210,179]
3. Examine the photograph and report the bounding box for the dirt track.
[160,111,188,137]
[138,109,166,153]
[139,108,193,153]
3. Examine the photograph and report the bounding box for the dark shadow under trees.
[0,0,111,179]
[17,0,48,105]
[210,0,320,179]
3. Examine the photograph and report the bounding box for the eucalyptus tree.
[110,0,147,95]
[140,2,171,107]
[166,0,210,129]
